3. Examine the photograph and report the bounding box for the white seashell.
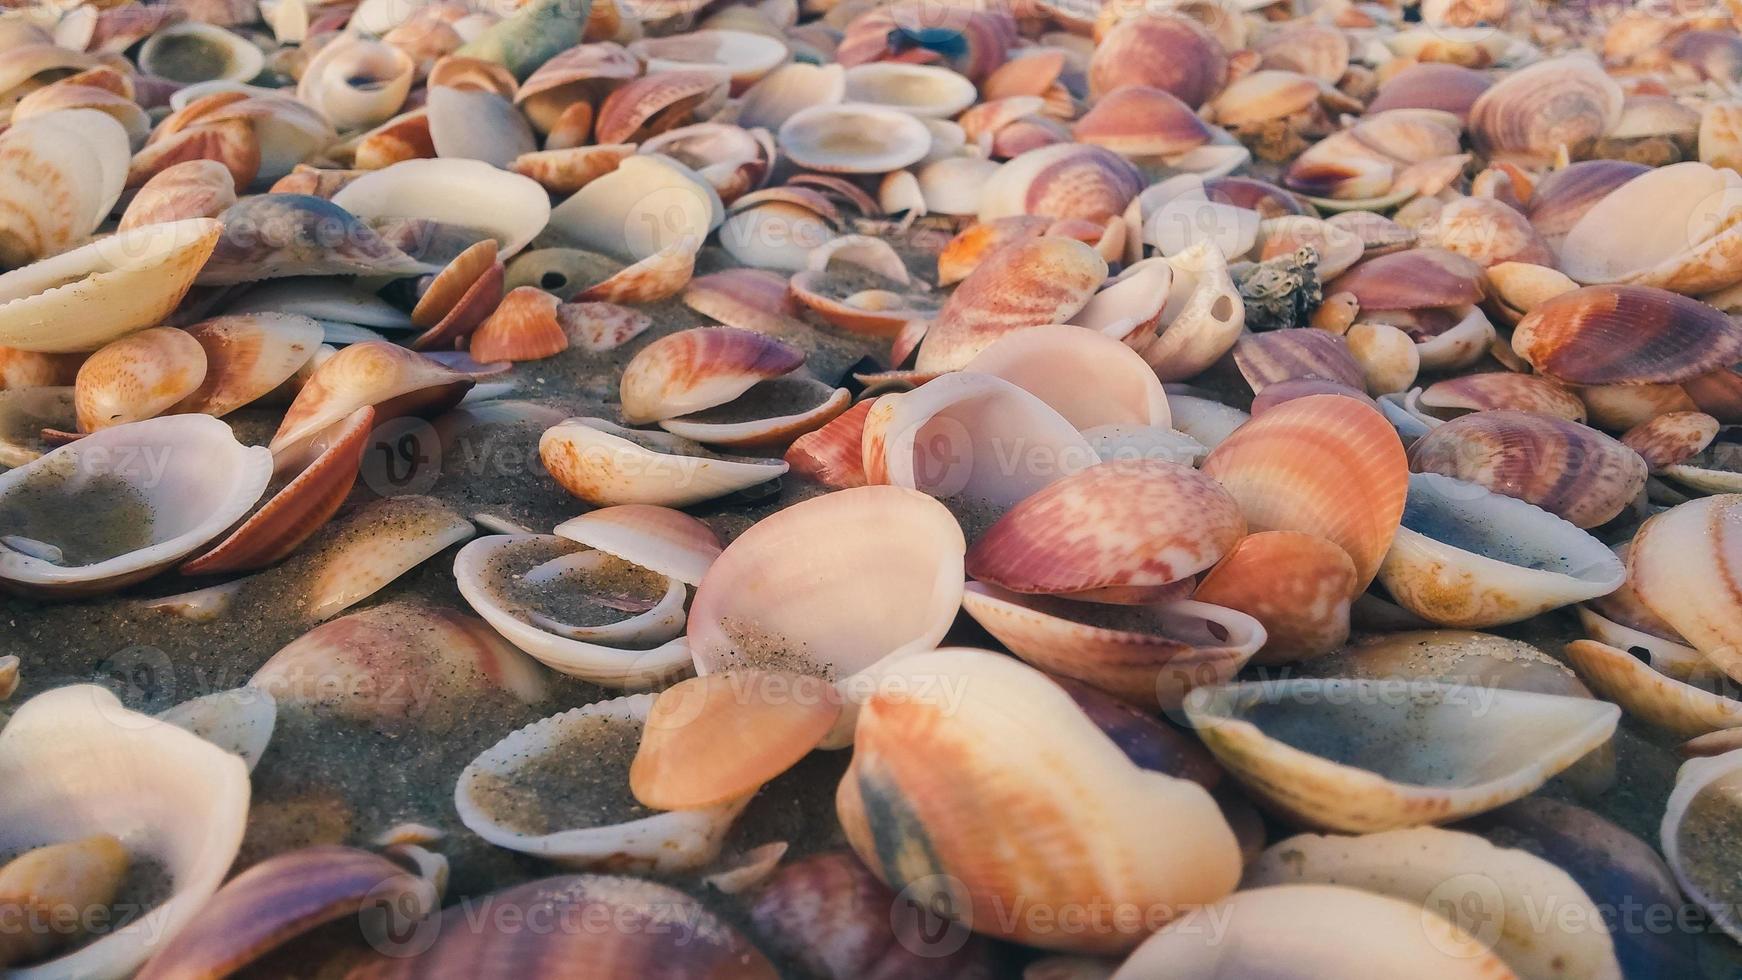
[539,417,788,508]
[156,688,277,773]
[548,154,724,263]
[1139,242,1246,382]
[296,35,415,132]
[736,62,844,130]
[843,63,977,118]
[1139,173,1261,261]
[332,158,550,259]
[913,156,1000,216]
[426,86,537,169]
[777,102,932,174]
[1165,393,1248,449]
[0,109,130,266]
[965,324,1171,430]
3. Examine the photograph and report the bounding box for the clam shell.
[1526,159,1650,246]
[1088,13,1226,108]
[548,154,724,263]
[1629,494,1742,683]
[1075,85,1212,157]
[961,585,1264,709]
[1512,284,1742,385]
[737,61,844,130]
[1185,678,1620,832]
[296,495,474,621]
[1468,54,1624,165]
[0,685,249,979]
[138,22,264,85]
[539,417,787,507]
[1193,530,1358,664]
[0,109,131,267]
[269,341,471,457]
[173,313,323,418]
[967,459,1244,601]
[1566,639,1742,739]
[510,143,635,195]
[1662,748,1742,945]
[331,158,550,260]
[0,415,271,597]
[783,397,875,489]
[619,326,804,425]
[978,142,1146,225]
[1419,373,1588,423]
[198,196,432,286]
[550,504,721,586]
[842,62,977,118]
[1112,885,1514,980]
[1560,162,1742,294]
[838,648,1241,954]
[425,85,537,168]
[513,41,640,134]
[1327,247,1485,312]
[1245,828,1621,980]
[409,239,503,350]
[1419,195,1554,269]
[657,376,851,451]
[119,159,236,232]
[74,327,207,432]
[776,102,931,174]
[1233,329,1365,394]
[1407,411,1649,529]
[595,70,727,145]
[1201,394,1409,590]
[914,235,1107,371]
[963,324,1169,430]
[1378,472,1627,627]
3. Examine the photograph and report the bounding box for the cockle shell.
[1193,530,1358,664]
[1512,284,1742,385]
[1202,394,1409,591]
[539,417,787,507]
[838,648,1240,954]
[1088,13,1226,107]
[72,327,206,432]
[784,397,875,489]
[1185,678,1620,832]
[198,196,432,286]
[1526,159,1648,246]
[119,159,236,232]
[1628,495,1742,684]
[595,70,727,145]
[1622,411,1722,470]
[914,235,1107,371]
[1468,54,1623,166]
[1559,162,1742,294]
[409,238,503,350]
[513,41,640,135]
[978,142,1146,225]
[1418,195,1555,268]
[1075,85,1213,157]
[1418,373,1588,423]
[1112,885,1514,980]
[1233,329,1365,395]
[1378,472,1627,627]
[619,326,804,424]
[0,109,130,267]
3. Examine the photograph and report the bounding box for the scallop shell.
[1185,677,1620,832]
[838,648,1241,954]
[539,417,787,507]
[1193,530,1358,664]
[1512,284,1742,385]
[783,396,875,489]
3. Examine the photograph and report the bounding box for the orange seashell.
[1201,394,1409,590]
[543,100,596,151]
[1089,14,1227,108]
[574,241,696,305]
[914,235,1108,371]
[936,216,1052,287]
[0,347,83,389]
[1075,85,1214,157]
[619,326,804,425]
[1685,368,1742,424]
[428,54,518,98]
[982,49,1068,102]
[174,314,324,418]
[1194,530,1359,663]
[508,143,635,195]
[352,110,435,171]
[1366,63,1492,121]
[593,71,727,145]
[1407,410,1649,529]
[269,342,472,456]
[784,397,876,489]
[630,671,842,810]
[182,406,374,575]
[410,239,503,350]
[1326,248,1485,312]
[1419,373,1588,423]
[1622,411,1721,469]
[126,117,260,191]
[467,286,569,363]
[118,159,236,232]
[966,460,1247,602]
[74,327,207,432]
[1234,330,1365,395]
[1514,285,1742,386]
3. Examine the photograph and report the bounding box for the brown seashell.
[620,326,804,425]
[1208,69,1322,129]
[1513,285,1742,386]
[1089,14,1228,108]
[935,215,1052,287]
[1326,248,1485,311]
[135,845,433,980]
[1234,330,1366,395]
[173,314,323,418]
[784,396,875,489]
[1418,196,1555,269]
[1581,383,1702,432]
[509,143,634,195]
[269,165,363,198]
[269,342,472,456]
[914,235,1108,372]
[182,406,374,575]
[1409,410,1650,528]
[74,327,207,432]
[1526,159,1650,245]
[127,117,261,192]
[1419,373,1588,423]
[1366,63,1492,121]
[1075,85,1213,157]
[1255,23,1350,85]
[630,671,841,810]
[1194,530,1359,663]
[966,460,1246,602]
[593,70,727,146]
[467,286,569,363]
[352,110,435,172]
[410,239,503,351]
[1622,411,1722,469]
[1202,394,1409,590]
[1685,368,1742,424]
[119,159,236,232]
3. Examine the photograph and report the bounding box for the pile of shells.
[5,0,1742,974]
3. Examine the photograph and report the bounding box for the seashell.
[1661,748,1742,950]
[0,109,130,267]
[331,158,548,263]
[272,165,365,199]
[12,74,150,148]
[1702,101,1742,173]
[119,159,236,232]
[1245,827,1621,980]
[1185,677,1620,832]
[1193,530,1357,664]
[628,30,785,93]
[1513,284,1742,385]
[183,405,372,575]
[349,109,434,171]
[133,846,437,980]
[1377,472,1627,627]
[619,327,803,425]
[409,239,503,351]
[127,113,260,193]
[963,325,1169,430]
[1468,54,1623,166]
[1255,216,1363,280]
[513,41,640,135]
[1526,159,1649,247]
[284,494,473,621]
[688,485,961,718]
[862,373,1094,507]
[1408,411,1648,529]
[1233,329,1365,394]
[0,346,81,389]
[510,143,635,195]
[750,851,1002,978]
[1485,261,1578,326]
[1088,13,1226,108]
[775,102,932,175]
[784,397,875,489]
[428,54,518,98]
[551,505,721,587]
[915,236,1107,372]
[198,196,432,286]
[150,92,334,187]
[452,0,584,82]
[269,341,472,457]
[423,86,536,168]
[540,417,787,507]
[1622,411,1721,470]
[1206,69,1324,130]
[593,70,726,145]
[138,22,264,85]
[657,376,850,451]
[842,62,976,119]
[1418,373,1588,423]
[0,834,130,970]
[1255,22,1349,84]
[738,61,844,130]
[549,154,723,263]
[834,1,1015,82]
[1628,495,1742,683]
[1202,394,1409,590]
[0,414,270,596]
[967,459,1244,602]
[1560,162,1742,294]
[0,685,248,978]
[1074,85,1213,157]
[1417,195,1554,269]
[838,648,1240,954]
[1565,638,1742,739]
[296,35,415,132]
[175,313,323,418]
[1134,243,1245,381]
[629,670,841,809]
[1327,248,1484,312]
[1345,321,1420,395]
[1112,885,1513,979]
[979,142,1146,225]
[72,327,205,433]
